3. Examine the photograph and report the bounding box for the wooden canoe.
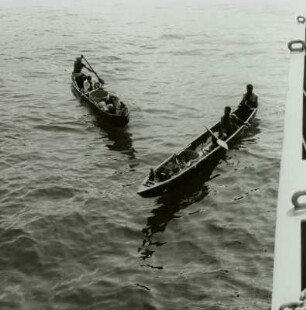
[71,74,129,127]
[137,105,257,197]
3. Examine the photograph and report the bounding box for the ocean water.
[0,0,297,309]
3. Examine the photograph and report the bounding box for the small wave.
[143,91,160,96]
[25,186,79,200]
[139,44,156,50]
[0,228,41,273]
[14,56,32,61]
[33,124,84,134]
[104,55,122,62]
[159,34,186,40]
[0,270,30,309]
[170,49,204,56]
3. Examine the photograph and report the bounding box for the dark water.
[0,0,295,309]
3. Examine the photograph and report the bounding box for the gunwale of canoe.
[138,106,257,197]
[71,74,130,127]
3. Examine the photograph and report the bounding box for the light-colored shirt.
[83,80,92,92]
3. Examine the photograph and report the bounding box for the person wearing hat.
[73,56,92,74]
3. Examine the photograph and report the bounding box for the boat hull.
[138,106,257,197]
[138,147,226,197]
[71,76,129,127]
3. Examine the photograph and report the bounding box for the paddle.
[205,126,228,150]
[81,54,105,85]
[80,91,89,98]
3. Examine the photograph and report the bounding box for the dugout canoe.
[71,74,129,127]
[137,104,257,197]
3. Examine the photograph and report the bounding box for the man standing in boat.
[73,56,93,75]
[72,56,94,89]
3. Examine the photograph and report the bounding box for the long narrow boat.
[71,65,129,127]
[137,105,257,197]
[271,7,306,310]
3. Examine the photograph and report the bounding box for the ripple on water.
[0,227,41,274]
[0,0,290,308]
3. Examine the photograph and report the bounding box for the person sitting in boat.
[203,136,218,154]
[219,106,239,138]
[148,168,156,182]
[105,95,121,114]
[75,73,87,89]
[239,84,258,110]
[106,103,115,114]
[97,101,107,110]
[83,76,93,93]
[73,56,92,75]
[94,81,101,89]
[112,96,122,114]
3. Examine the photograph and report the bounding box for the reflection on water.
[138,120,260,264]
[232,118,261,150]
[0,0,289,307]
[138,154,224,262]
[71,86,137,159]
[102,127,137,160]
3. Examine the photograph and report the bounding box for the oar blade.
[205,126,228,150]
[217,139,228,150]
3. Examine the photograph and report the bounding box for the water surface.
[0,0,296,308]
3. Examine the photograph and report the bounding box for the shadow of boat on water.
[138,152,224,262]
[137,118,261,264]
[95,121,137,160]
[231,117,261,150]
[71,85,137,160]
